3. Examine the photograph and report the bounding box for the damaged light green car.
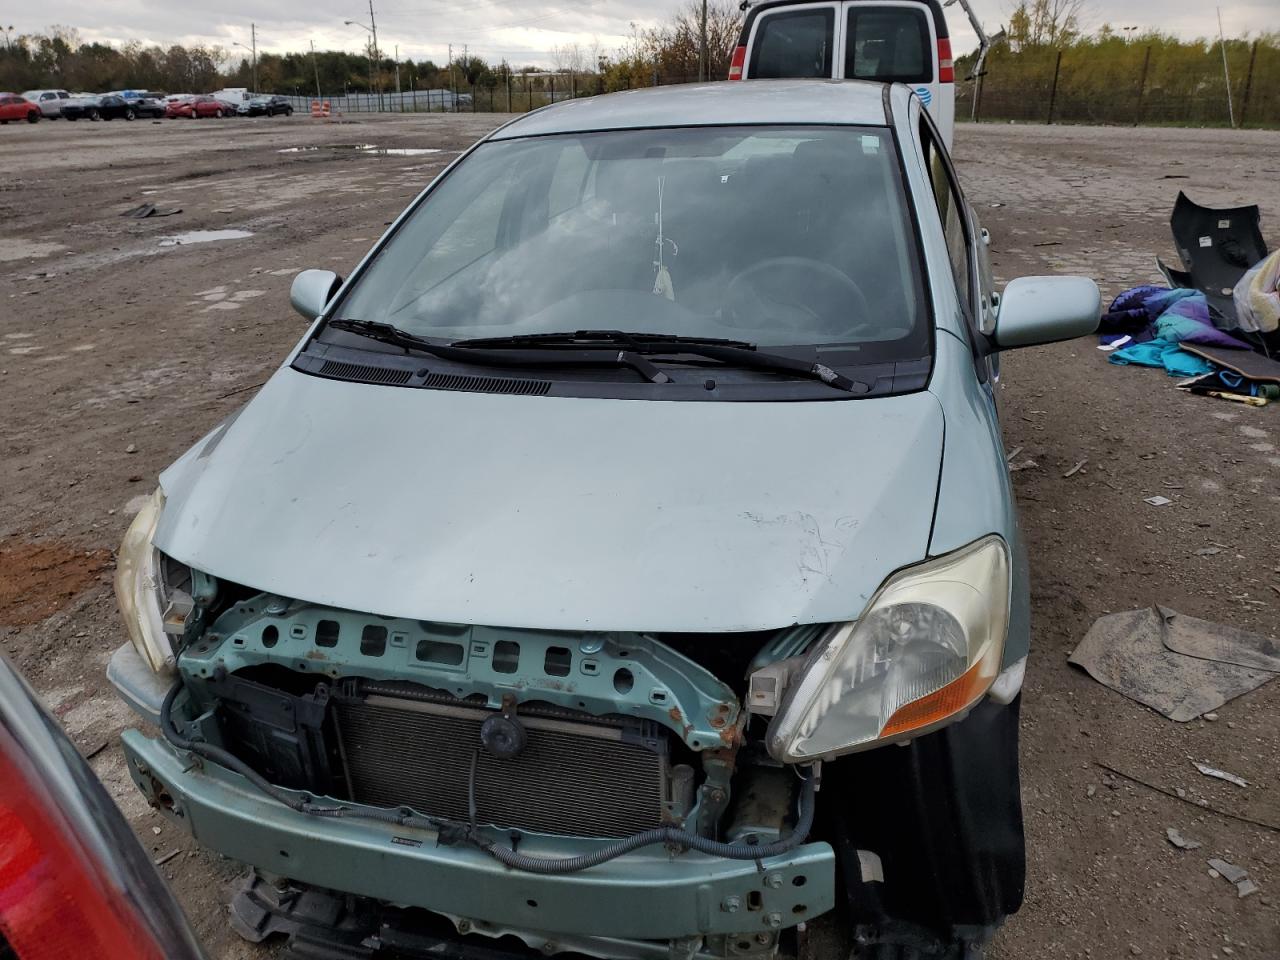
[109,79,1099,960]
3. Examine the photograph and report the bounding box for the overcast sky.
[6,1,1273,69]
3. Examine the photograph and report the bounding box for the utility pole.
[1216,6,1235,128]
[251,23,257,94]
[448,43,457,112]
[369,0,383,110]
[699,0,708,82]
[311,40,321,100]
[394,43,401,111]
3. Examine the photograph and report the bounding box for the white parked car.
[20,89,71,118]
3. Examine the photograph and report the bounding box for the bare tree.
[1008,0,1089,48]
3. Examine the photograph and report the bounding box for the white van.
[730,0,957,146]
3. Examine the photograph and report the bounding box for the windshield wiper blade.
[452,329,867,394]
[452,330,758,350]
[325,319,673,384]
[327,320,866,393]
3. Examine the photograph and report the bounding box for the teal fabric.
[1108,339,1216,378]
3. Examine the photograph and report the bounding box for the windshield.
[335,125,927,352]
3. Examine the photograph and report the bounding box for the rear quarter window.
[846,7,933,84]
[749,7,835,79]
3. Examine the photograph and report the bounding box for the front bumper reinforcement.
[122,731,836,941]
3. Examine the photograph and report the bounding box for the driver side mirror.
[290,269,344,321]
[992,276,1100,350]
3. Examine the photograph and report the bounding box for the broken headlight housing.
[114,489,193,676]
[766,536,1010,762]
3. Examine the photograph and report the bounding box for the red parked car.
[0,93,41,124]
[166,95,231,119]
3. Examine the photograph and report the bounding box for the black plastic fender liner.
[1170,191,1269,329]
[821,696,1025,943]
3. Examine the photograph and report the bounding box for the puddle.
[278,143,443,157]
[158,230,254,247]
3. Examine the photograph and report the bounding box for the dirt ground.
[1,112,1277,960]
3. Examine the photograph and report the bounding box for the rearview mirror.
[993,276,1100,350]
[290,269,343,321]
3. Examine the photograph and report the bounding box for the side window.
[846,8,932,83]
[920,119,972,316]
[749,8,835,79]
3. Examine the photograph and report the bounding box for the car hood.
[156,368,945,632]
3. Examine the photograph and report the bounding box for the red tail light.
[728,45,747,81]
[938,38,955,83]
[0,660,202,960]
[0,727,168,959]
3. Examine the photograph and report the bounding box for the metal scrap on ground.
[1069,606,1278,721]
[1207,858,1260,898]
[1192,762,1249,788]
[1165,827,1201,850]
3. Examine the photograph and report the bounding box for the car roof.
[490,80,890,140]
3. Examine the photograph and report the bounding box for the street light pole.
[232,34,257,94]
[345,19,376,108]
[368,0,383,110]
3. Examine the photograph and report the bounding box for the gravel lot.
[1,112,1277,960]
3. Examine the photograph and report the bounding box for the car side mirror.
[290,269,343,321]
[992,276,1100,350]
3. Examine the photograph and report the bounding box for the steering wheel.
[724,257,872,338]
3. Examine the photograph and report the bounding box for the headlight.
[114,489,189,676]
[766,536,1010,762]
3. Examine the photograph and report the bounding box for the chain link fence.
[956,40,1279,128]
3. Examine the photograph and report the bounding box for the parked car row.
[1,88,295,125]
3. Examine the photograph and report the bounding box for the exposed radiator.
[332,694,670,839]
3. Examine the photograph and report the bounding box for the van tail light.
[728,45,747,80]
[938,38,955,83]
[0,662,203,960]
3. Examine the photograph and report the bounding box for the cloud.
[11,0,1266,67]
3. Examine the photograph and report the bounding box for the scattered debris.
[120,203,182,219]
[1033,240,1063,248]
[125,443,138,454]
[1005,446,1024,462]
[1195,547,1222,556]
[1193,762,1249,788]
[153,849,182,867]
[1009,459,1039,473]
[1204,712,1219,721]
[1144,495,1174,507]
[1064,459,1088,478]
[1069,607,1279,721]
[1086,784,1097,798]
[1207,858,1259,898]
[1165,827,1202,850]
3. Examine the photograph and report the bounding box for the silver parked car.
[110,80,1098,959]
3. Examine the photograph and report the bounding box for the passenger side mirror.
[992,276,1100,350]
[290,269,343,321]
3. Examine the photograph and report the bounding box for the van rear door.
[840,2,953,144]
[734,0,955,146]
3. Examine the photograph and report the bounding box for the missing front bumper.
[122,730,835,941]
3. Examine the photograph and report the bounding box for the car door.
[913,98,1000,392]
